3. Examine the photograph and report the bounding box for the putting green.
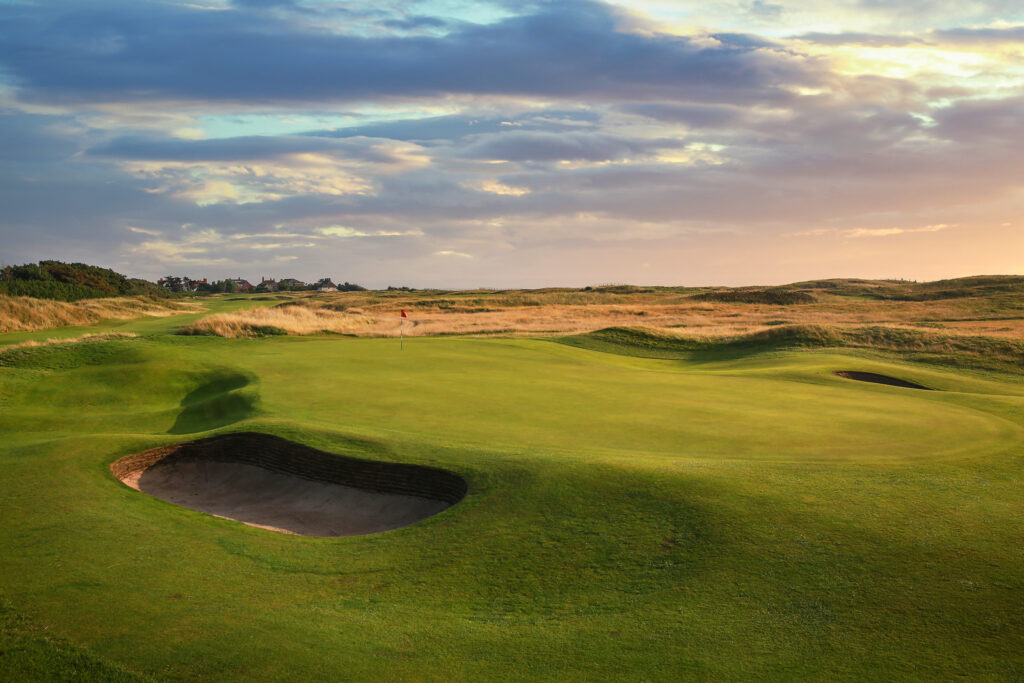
[1,334,1023,680]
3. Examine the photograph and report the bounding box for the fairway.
[2,329,1023,680]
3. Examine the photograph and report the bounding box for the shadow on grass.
[168,371,257,434]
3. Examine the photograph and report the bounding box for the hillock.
[790,276,1024,301]
[558,325,1024,374]
[689,288,817,305]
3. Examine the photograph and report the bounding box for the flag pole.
[400,312,404,350]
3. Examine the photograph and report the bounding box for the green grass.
[1,317,1024,679]
[0,599,151,682]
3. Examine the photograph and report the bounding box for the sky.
[1,0,1023,287]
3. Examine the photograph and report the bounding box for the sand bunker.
[835,371,930,390]
[112,433,467,536]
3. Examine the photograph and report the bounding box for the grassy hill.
[789,275,1024,301]
[557,325,1024,374]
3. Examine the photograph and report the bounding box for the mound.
[168,372,258,434]
[689,289,817,305]
[556,325,844,359]
[835,371,931,390]
[112,433,467,536]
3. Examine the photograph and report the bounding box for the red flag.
[400,309,408,318]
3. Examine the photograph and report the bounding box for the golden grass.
[181,292,1024,340]
[0,333,137,354]
[0,295,200,332]
[181,305,382,337]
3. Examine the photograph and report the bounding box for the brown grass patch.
[0,295,200,333]
[0,332,138,353]
[177,288,1024,341]
[180,305,382,337]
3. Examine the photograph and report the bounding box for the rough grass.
[789,275,1024,300]
[0,332,137,353]
[689,288,817,305]
[0,295,199,333]
[179,285,1024,346]
[179,305,381,338]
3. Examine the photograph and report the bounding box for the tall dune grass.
[180,305,381,337]
[0,295,199,332]
[180,299,1005,339]
[179,285,1024,340]
[0,332,137,354]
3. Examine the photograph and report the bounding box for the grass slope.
[0,600,150,682]
[558,325,1024,374]
[0,319,1023,679]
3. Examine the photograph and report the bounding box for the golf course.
[1,287,1023,681]
[5,0,1024,675]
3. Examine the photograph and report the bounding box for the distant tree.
[162,276,184,293]
[203,280,231,293]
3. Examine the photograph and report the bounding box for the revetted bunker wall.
[834,371,931,390]
[112,432,468,504]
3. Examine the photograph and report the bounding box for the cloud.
[0,0,822,106]
[126,225,162,236]
[0,111,84,162]
[382,16,450,31]
[119,157,376,205]
[843,224,953,238]
[86,133,435,205]
[88,134,426,165]
[463,179,531,196]
[458,131,682,162]
[1,0,1022,286]
[855,0,1024,17]
[231,0,297,7]
[748,1,784,20]
[306,110,600,142]
[793,32,927,47]
[316,225,423,238]
[932,96,1024,145]
[618,103,745,128]
[934,25,1024,43]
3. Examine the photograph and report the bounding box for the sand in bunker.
[127,459,451,537]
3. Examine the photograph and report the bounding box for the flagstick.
[400,315,404,350]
